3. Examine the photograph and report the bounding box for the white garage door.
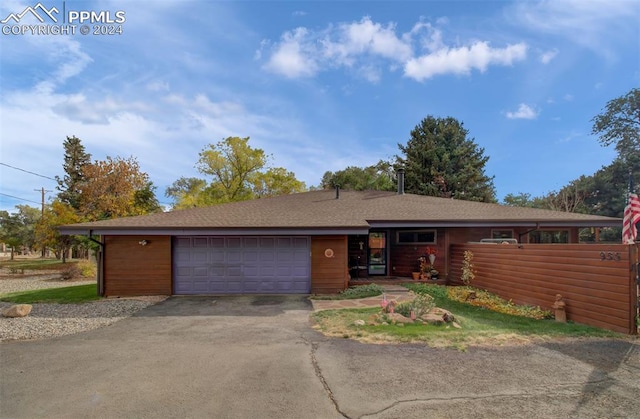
[173,236,310,294]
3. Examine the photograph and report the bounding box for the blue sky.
[1,0,638,213]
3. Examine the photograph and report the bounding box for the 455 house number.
[600,251,621,261]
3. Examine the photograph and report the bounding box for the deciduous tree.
[592,88,640,167]
[78,156,160,220]
[320,161,396,191]
[167,137,306,208]
[0,205,40,260]
[35,200,81,263]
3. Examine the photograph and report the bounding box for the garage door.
[173,236,310,294]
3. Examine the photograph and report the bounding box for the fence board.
[449,243,637,334]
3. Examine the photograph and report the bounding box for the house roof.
[60,189,622,236]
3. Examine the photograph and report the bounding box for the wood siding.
[104,235,172,296]
[311,236,348,294]
[449,243,638,334]
[390,228,447,277]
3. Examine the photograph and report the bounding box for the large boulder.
[2,304,33,318]
[387,313,414,324]
[421,308,456,325]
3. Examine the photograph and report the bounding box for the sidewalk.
[310,285,415,311]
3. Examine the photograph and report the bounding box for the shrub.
[461,250,475,285]
[395,293,436,318]
[338,283,384,299]
[60,266,80,280]
[448,286,552,320]
[403,283,448,301]
[76,260,97,278]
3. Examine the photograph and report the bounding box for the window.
[492,230,514,239]
[529,230,569,243]
[396,230,436,244]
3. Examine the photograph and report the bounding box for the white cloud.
[404,42,527,81]
[147,80,170,92]
[321,17,413,64]
[263,27,319,78]
[510,0,638,55]
[261,16,527,82]
[540,48,558,64]
[506,103,538,120]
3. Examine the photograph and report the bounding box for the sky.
[0,0,638,213]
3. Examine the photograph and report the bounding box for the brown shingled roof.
[61,190,621,233]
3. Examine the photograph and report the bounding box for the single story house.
[61,186,621,297]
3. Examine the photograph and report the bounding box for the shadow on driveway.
[134,295,313,317]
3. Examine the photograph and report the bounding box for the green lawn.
[0,258,72,271]
[311,283,623,349]
[0,284,100,304]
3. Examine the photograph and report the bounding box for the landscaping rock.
[430,307,456,323]
[421,313,445,325]
[387,313,413,324]
[2,304,32,318]
[354,319,366,326]
[421,308,456,325]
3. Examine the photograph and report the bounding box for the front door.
[368,232,386,275]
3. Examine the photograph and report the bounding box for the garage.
[173,236,310,294]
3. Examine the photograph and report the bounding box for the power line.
[0,192,42,205]
[0,162,56,181]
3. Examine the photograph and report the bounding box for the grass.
[0,258,73,271]
[311,283,624,349]
[312,283,384,300]
[0,284,100,304]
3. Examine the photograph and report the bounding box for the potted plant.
[418,255,429,279]
[425,247,438,279]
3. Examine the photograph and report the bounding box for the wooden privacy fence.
[449,243,638,334]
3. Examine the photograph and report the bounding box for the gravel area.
[0,275,167,342]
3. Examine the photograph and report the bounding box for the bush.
[403,283,448,301]
[395,293,436,318]
[76,260,97,278]
[60,266,79,280]
[447,286,552,320]
[338,283,384,299]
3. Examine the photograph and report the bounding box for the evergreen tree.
[397,116,496,202]
[56,136,91,210]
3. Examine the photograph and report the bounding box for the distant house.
[61,185,620,297]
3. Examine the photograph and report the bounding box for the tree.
[592,88,640,167]
[167,137,306,208]
[78,156,160,220]
[56,135,92,210]
[502,192,536,208]
[253,167,307,198]
[0,205,40,260]
[397,116,496,202]
[35,200,81,263]
[320,160,396,191]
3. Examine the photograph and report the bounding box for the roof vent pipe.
[336,185,340,199]
[397,168,405,195]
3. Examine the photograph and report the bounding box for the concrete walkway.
[310,284,415,311]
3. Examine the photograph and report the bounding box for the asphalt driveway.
[1,296,639,419]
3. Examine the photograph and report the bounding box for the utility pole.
[34,187,52,258]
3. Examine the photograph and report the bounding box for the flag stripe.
[622,193,640,243]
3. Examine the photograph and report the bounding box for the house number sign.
[600,251,621,261]
[324,248,334,258]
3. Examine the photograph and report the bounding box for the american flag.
[622,192,640,244]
